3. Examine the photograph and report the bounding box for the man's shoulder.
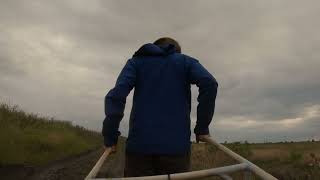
[181,54,199,63]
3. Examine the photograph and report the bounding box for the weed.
[289,150,302,163]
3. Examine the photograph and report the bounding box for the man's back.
[127,44,193,154]
[103,42,217,153]
[102,39,218,176]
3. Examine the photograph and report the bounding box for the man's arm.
[102,59,136,147]
[188,58,218,136]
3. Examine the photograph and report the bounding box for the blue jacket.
[102,43,218,154]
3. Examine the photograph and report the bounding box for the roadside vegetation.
[245,141,320,179]
[0,103,102,166]
[1,102,319,179]
[192,140,320,179]
[98,138,320,179]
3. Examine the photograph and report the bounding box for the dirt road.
[30,148,106,180]
[1,148,106,180]
[1,138,127,180]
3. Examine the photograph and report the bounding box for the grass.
[0,103,102,166]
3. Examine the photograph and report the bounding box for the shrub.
[289,150,302,163]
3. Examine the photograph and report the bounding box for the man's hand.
[104,145,117,153]
[196,134,210,143]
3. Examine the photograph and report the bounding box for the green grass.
[0,103,102,166]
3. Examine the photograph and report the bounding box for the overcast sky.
[1,0,319,143]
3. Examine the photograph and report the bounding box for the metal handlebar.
[85,138,278,180]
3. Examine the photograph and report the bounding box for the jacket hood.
[133,43,177,57]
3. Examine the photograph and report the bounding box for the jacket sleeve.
[102,59,136,147]
[187,58,218,135]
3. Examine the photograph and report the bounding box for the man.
[102,37,218,177]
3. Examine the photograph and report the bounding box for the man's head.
[153,37,181,53]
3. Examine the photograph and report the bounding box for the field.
[98,138,320,180]
[190,141,320,179]
[98,138,320,179]
[0,102,319,179]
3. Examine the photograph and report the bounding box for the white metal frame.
[85,137,278,180]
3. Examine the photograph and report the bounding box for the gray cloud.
[1,0,319,142]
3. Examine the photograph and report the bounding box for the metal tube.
[85,138,278,180]
[169,163,247,180]
[91,163,248,180]
[202,137,278,180]
[85,148,112,180]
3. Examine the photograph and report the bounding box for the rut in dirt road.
[28,148,105,180]
[29,141,126,180]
